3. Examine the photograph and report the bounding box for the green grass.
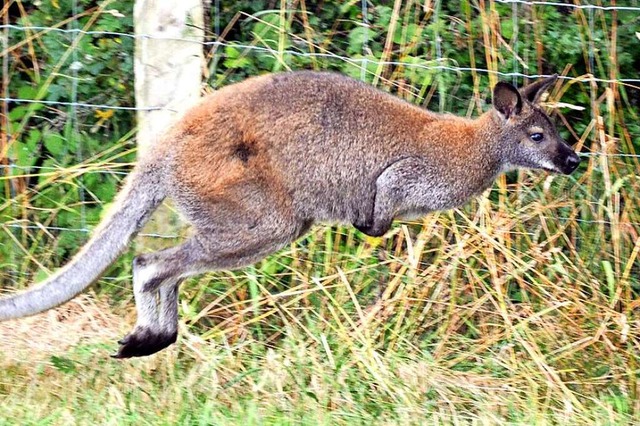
[1,209,638,424]
[0,301,635,425]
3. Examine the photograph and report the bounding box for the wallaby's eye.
[530,133,544,142]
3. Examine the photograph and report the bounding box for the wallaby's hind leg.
[111,242,192,358]
[112,204,308,358]
[111,282,180,358]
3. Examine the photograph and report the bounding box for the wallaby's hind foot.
[111,249,186,359]
[111,326,178,358]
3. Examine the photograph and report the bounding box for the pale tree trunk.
[134,0,205,156]
[133,0,206,244]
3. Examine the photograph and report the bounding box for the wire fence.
[4,25,640,85]
[2,0,640,284]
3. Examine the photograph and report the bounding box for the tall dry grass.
[1,0,640,424]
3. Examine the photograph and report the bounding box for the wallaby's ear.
[520,74,558,104]
[492,82,522,119]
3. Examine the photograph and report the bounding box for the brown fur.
[171,73,483,227]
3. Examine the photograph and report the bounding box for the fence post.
[134,0,205,156]
[133,1,205,245]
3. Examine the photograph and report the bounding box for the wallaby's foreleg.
[354,157,433,237]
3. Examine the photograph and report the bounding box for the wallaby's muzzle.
[556,143,581,175]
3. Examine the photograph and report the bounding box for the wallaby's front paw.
[353,220,372,235]
[111,327,177,358]
[353,220,391,237]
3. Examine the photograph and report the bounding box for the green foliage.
[2,1,640,423]
[2,1,136,281]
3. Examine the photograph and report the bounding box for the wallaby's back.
[168,71,483,225]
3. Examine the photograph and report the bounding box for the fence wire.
[4,25,640,85]
[1,0,639,283]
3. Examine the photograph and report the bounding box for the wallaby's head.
[492,75,580,175]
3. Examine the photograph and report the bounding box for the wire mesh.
[1,0,639,284]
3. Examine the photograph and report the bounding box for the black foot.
[110,327,178,359]
[353,220,391,237]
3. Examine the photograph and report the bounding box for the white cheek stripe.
[539,159,557,171]
[502,159,558,173]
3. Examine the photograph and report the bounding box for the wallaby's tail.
[0,165,166,321]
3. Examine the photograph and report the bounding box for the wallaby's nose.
[563,153,581,175]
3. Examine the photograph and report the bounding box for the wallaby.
[0,71,580,358]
